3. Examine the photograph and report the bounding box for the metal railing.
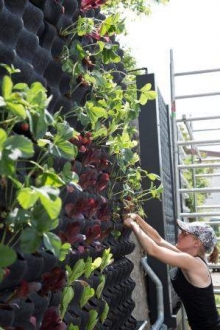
[170,49,220,326]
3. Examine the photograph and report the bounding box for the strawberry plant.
[0,64,81,279]
[0,0,165,328]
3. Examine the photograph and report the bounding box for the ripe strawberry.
[20,122,29,131]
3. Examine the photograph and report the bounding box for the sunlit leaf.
[100,301,109,324]
[96,274,106,299]
[67,259,85,284]
[5,135,34,159]
[79,285,95,308]
[61,286,74,319]
[85,310,98,330]
[2,75,13,99]
[17,188,39,209]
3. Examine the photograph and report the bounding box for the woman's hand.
[123,216,136,228]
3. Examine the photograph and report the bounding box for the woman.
[124,213,220,330]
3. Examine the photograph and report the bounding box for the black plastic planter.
[49,290,62,307]
[0,40,16,65]
[29,292,50,328]
[41,250,58,274]
[69,305,90,330]
[44,60,64,88]
[0,253,27,291]
[29,0,46,10]
[51,36,66,58]
[0,1,137,329]
[13,56,34,84]
[0,305,15,327]
[22,252,44,282]
[64,310,81,327]
[5,0,27,15]
[62,0,78,19]
[0,7,23,47]
[16,28,39,62]
[43,0,64,26]
[32,46,51,75]
[12,298,35,328]
[39,21,57,51]
[23,1,44,33]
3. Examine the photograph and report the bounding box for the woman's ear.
[194,239,202,249]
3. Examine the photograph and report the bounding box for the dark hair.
[208,245,219,264]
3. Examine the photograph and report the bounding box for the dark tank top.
[170,258,220,330]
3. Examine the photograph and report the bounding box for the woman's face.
[176,230,200,252]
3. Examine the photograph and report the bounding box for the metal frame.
[170,50,220,323]
[170,49,220,222]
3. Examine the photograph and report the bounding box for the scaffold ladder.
[170,49,220,222]
[170,49,220,329]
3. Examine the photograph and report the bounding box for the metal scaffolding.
[170,49,220,328]
[170,49,220,221]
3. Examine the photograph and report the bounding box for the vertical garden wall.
[0,1,161,329]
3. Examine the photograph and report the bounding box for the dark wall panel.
[137,73,181,328]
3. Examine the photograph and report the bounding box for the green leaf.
[40,194,61,219]
[92,257,102,271]
[36,186,61,219]
[27,82,47,108]
[2,75,13,99]
[28,111,48,140]
[77,16,94,36]
[89,127,107,139]
[0,154,15,176]
[0,244,17,268]
[61,162,80,186]
[100,14,125,36]
[0,96,6,107]
[84,257,93,279]
[6,101,26,119]
[31,205,58,233]
[79,285,95,308]
[0,129,7,149]
[56,123,75,140]
[50,139,78,160]
[43,232,62,257]
[17,188,39,209]
[38,171,65,187]
[0,64,20,75]
[20,227,41,253]
[111,230,121,239]
[100,248,113,272]
[67,259,86,284]
[96,274,106,299]
[37,138,51,147]
[100,301,109,324]
[43,233,69,261]
[6,208,30,228]
[13,83,28,91]
[147,173,161,181]
[86,310,98,330]
[0,268,4,283]
[68,324,79,330]
[139,83,157,105]
[5,135,34,159]
[61,286,74,319]
[89,106,108,119]
[8,175,23,189]
[59,243,71,261]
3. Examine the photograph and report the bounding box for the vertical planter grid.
[0,0,137,329]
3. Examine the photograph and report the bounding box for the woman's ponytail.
[208,245,219,264]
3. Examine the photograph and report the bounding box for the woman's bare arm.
[126,218,196,270]
[128,213,179,252]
